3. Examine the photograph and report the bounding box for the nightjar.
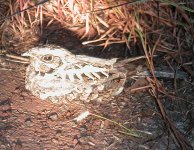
[22,45,126,103]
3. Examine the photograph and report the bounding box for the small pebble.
[56,130,62,137]
[48,112,58,121]
[25,118,32,126]
[88,136,96,144]
[103,120,110,128]
[51,138,58,144]
[66,111,71,117]
[72,138,78,146]
[21,92,29,97]
[93,120,101,126]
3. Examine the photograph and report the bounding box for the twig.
[0,67,12,71]
[137,70,188,80]
[114,55,158,68]
[4,59,29,64]
[90,113,141,137]
[130,85,151,92]
[147,76,193,149]
[5,54,29,63]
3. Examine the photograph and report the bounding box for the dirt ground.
[0,28,194,150]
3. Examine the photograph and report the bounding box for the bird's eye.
[41,54,54,62]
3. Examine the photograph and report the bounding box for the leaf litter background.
[0,0,194,149]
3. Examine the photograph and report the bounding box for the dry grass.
[0,0,193,148]
[0,0,143,50]
[136,28,193,149]
[0,1,193,51]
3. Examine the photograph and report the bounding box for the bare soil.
[0,28,194,150]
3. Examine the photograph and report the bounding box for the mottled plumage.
[22,45,126,103]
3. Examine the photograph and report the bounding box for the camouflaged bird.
[22,45,126,103]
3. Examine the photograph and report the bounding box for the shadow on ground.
[0,26,194,149]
